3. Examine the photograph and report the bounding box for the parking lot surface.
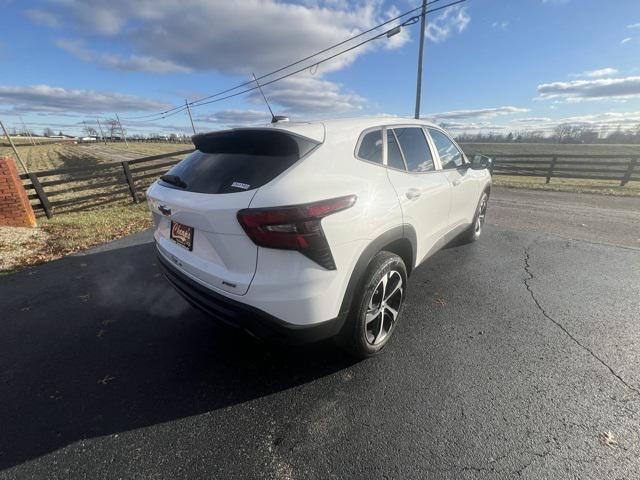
[1,188,639,479]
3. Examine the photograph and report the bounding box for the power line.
[120,0,448,121]
[189,0,465,110]
[187,0,444,108]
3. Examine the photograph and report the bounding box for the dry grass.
[460,142,640,156]
[493,176,640,196]
[0,141,192,174]
[0,202,153,275]
[459,142,640,196]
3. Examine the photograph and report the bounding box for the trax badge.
[231,182,250,190]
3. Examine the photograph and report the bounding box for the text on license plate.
[170,221,194,251]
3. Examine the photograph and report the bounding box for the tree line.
[455,124,640,144]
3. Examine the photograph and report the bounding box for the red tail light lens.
[237,195,357,270]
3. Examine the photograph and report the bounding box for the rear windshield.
[160,130,319,194]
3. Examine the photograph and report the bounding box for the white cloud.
[491,20,509,30]
[29,0,471,117]
[248,75,366,115]
[425,106,530,121]
[570,67,618,78]
[513,117,552,123]
[627,23,640,29]
[541,0,570,4]
[55,39,191,74]
[537,76,640,101]
[0,85,171,114]
[33,0,413,75]
[621,37,632,44]
[434,109,640,135]
[426,6,470,43]
[24,9,59,27]
[196,109,272,126]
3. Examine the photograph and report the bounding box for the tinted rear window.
[160,130,319,194]
[357,129,383,164]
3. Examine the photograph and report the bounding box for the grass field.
[0,141,193,173]
[459,142,640,156]
[0,201,153,275]
[460,142,640,196]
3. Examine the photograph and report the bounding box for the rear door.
[147,129,319,295]
[384,126,451,264]
[427,128,478,227]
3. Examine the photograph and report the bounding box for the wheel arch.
[338,225,416,318]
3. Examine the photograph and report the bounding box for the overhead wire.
[119,0,449,121]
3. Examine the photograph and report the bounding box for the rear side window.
[160,130,318,194]
[386,130,406,170]
[393,128,435,172]
[428,128,464,169]
[357,130,383,164]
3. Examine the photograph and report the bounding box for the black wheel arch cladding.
[338,224,416,319]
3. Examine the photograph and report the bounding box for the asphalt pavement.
[1,187,639,479]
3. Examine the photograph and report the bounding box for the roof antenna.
[252,72,277,123]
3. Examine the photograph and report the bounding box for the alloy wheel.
[364,270,403,345]
[475,194,488,235]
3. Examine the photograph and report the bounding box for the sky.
[0,0,639,137]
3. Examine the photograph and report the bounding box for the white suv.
[147,117,491,358]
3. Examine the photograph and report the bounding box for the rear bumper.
[157,248,345,345]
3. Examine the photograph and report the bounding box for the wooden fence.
[18,150,640,219]
[20,149,194,218]
[484,154,639,186]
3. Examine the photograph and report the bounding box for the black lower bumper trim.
[157,249,344,345]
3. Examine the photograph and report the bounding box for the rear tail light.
[237,195,357,270]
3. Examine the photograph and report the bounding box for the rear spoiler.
[191,129,319,157]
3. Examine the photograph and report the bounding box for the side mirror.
[469,154,493,170]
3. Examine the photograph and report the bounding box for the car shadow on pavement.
[0,241,355,471]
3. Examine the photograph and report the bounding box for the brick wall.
[0,156,36,228]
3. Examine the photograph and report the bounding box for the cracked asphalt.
[1,187,639,479]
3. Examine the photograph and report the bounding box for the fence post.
[1,120,29,173]
[620,157,637,186]
[121,161,139,203]
[27,172,53,219]
[546,156,557,184]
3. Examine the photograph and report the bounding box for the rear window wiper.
[160,174,187,189]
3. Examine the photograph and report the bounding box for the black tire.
[337,251,407,359]
[458,190,489,245]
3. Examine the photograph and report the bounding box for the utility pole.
[1,120,29,173]
[96,117,107,145]
[19,116,36,146]
[185,99,197,135]
[414,0,428,119]
[115,113,129,148]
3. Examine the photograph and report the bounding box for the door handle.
[452,179,461,187]
[406,189,421,200]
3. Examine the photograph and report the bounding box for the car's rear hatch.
[147,128,320,295]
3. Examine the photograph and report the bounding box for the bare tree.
[104,118,119,140]
[43,127,54,137]
[83,125,98,137]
